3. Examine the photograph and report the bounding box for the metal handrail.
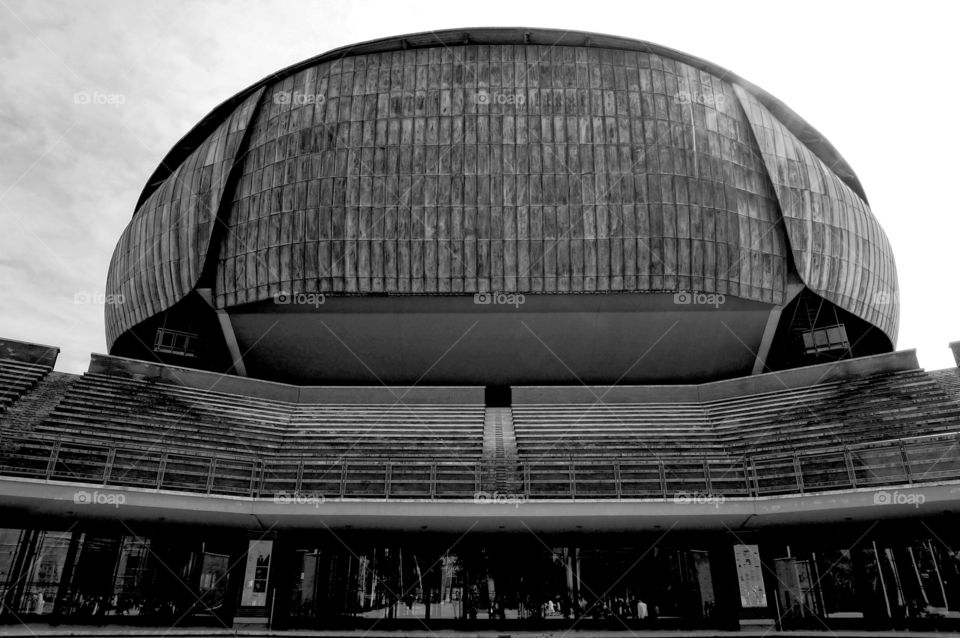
[0,431,958,500]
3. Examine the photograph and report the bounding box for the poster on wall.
[240,539,273,607]
[734,543,768,608]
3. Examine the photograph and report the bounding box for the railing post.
[385,463,392,499]
[247,460,257,497]
[749,458,759,496]
[157,452,168,490]
[339,463,347,499]
[103,447,116,485]
[430,463,437,500]
[899,440,912,485]
[569,463,576,500]
[843,447,857,488]
[614,462,622,499]
[45,440,60,480]
[742,458,751,496]
[295,457,304,495]
[206,457,216,494]
[658,460,667,499]
[794,453,804,494]
[523,463,531,497]
[703,457,712,494]
[257,460,266,497]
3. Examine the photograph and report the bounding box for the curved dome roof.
[105,28,898,381]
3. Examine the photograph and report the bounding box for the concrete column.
[196,288,247,376]
[752,280,804,375]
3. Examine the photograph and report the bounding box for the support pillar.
[196,288,247,376]
[752,279,804,374]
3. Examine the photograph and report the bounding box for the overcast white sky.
[0,0,956,375]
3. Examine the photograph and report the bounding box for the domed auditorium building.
[1,28,959,633]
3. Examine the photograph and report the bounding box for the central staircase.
[482,406,521,493]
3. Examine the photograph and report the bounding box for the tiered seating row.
[30,373,291,458]
[0,358,53,412]
[4,366,960,500]
[510,371,960,463]
[22,373,485,462]
[286,404,485,458]
[706,370,960,455]
[508,370,960,497]
[512,403,721,458]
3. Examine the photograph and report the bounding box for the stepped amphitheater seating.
[511,402,733,498]
[32,373,290,453]
[512,402,721,458]
[930,368,960,397]
[3,356,960,500]
[510,370,960,498]
[269,402,485,498]
[0,357,53,414]
[0,356,58,481]
[286,402,484,458]
[1,371,485,498]
[704,369,960,495]
[2,372,292,494]
[707,369,960,455]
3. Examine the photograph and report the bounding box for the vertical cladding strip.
[104,88,266,349]
[732,83,898,343]
[218,44,788,305]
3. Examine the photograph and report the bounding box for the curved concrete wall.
[104,30,898,352]
[734,86,898,341]
[105,88,263,346]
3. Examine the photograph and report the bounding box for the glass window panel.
[0,528,26,607]
[21,531,73,615]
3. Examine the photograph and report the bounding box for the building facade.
[1,28,957,633]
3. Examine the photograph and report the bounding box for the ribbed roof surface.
[105,28,899,355]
